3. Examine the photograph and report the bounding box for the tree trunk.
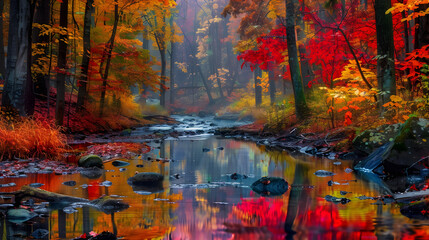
[254,68,262,106]
[286,0,309,119]
[169,14,175,106]
[77,0,94,110]
[0,0,5,79]
[414,4,429,50]
[268,70,276,105]
[32,0,50,100]
[99,0,119,116]
[375,0,396,108]
[56,0,68,126]
[2,0,34,116]
[160,48,166,107]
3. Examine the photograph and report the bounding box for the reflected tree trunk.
[58,209,66,238]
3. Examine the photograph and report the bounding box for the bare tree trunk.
[160,48,166,107]
[32,0,50,100]
[268,70,276,105]
[0,0,5,79]
[99,0,119,116]
[2,0,35,116]
[56,0,68,126]
[414,4,429,50]
[254,68,262,106]
[77,0,94,110]
[375,0,396,109]
[169,13,175,106]
[286,0,309,119]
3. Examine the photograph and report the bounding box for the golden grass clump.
[0,118,66,161]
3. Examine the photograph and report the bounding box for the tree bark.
[0,0,5,79]
[2,0,35,116]
[254,68,262,106]
[77,0,94,110]
[414,4,429,50]
[169,13,175,106]
[99,0,119,116]
[286,0,309,119]
[160,48,167,107]
[268,70,276,105]
[375,0,396,108]
[55,0,68,126]
[32,0,50,100]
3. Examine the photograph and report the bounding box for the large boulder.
[250,177,289,196]
[354,117,429,175]
[353,123,401,154]
[78,155,103,168]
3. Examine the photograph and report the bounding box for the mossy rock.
[78,155,103,168]
[353,123,401,154]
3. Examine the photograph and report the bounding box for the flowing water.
[0,118,427,239]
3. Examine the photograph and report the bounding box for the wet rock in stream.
[80,167,104,179]
[29,183,44,188]
[63,181,77,187]
[324,195,351,204]
[314,170,336,177]
[7,208,37,224]
[78,155,103,168]
[128,172,164,194]
[111,160,130,167]
[250,177,289,196]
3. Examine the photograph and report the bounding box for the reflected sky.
[1,136,428,239]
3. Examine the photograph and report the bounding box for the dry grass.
[0,118,66,161]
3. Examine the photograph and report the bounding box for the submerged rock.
[314,170,336,177]
[111,160,130,167]
[7,208,37,224]
[128,172,164,194]
[63,181,77,187]
[128,172,164,186]
[230,173,248,180]
[400,200,429,220]
[80,167,104,179]
[91,196,129,214]
[250,177,289,196]
[324,195,351,204]
[31,229,49,239]
[78,155,103,168]
[29,183,44,188]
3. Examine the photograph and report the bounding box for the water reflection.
[1,137,429,239]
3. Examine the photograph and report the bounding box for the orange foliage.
[0,118,66,161]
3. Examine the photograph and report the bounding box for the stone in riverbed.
[128,172,164,195]
[128,172,164,186]
[78,155,103,168]
[250,177,289,196]
[112,160,130,167]
[7,208,37,224]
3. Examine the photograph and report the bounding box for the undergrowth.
[0,117,66,161]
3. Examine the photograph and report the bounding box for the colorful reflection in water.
[0,136,429,239]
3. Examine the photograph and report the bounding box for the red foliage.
[85,142,150,159]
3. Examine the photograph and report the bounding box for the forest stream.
[0,116,426,240]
